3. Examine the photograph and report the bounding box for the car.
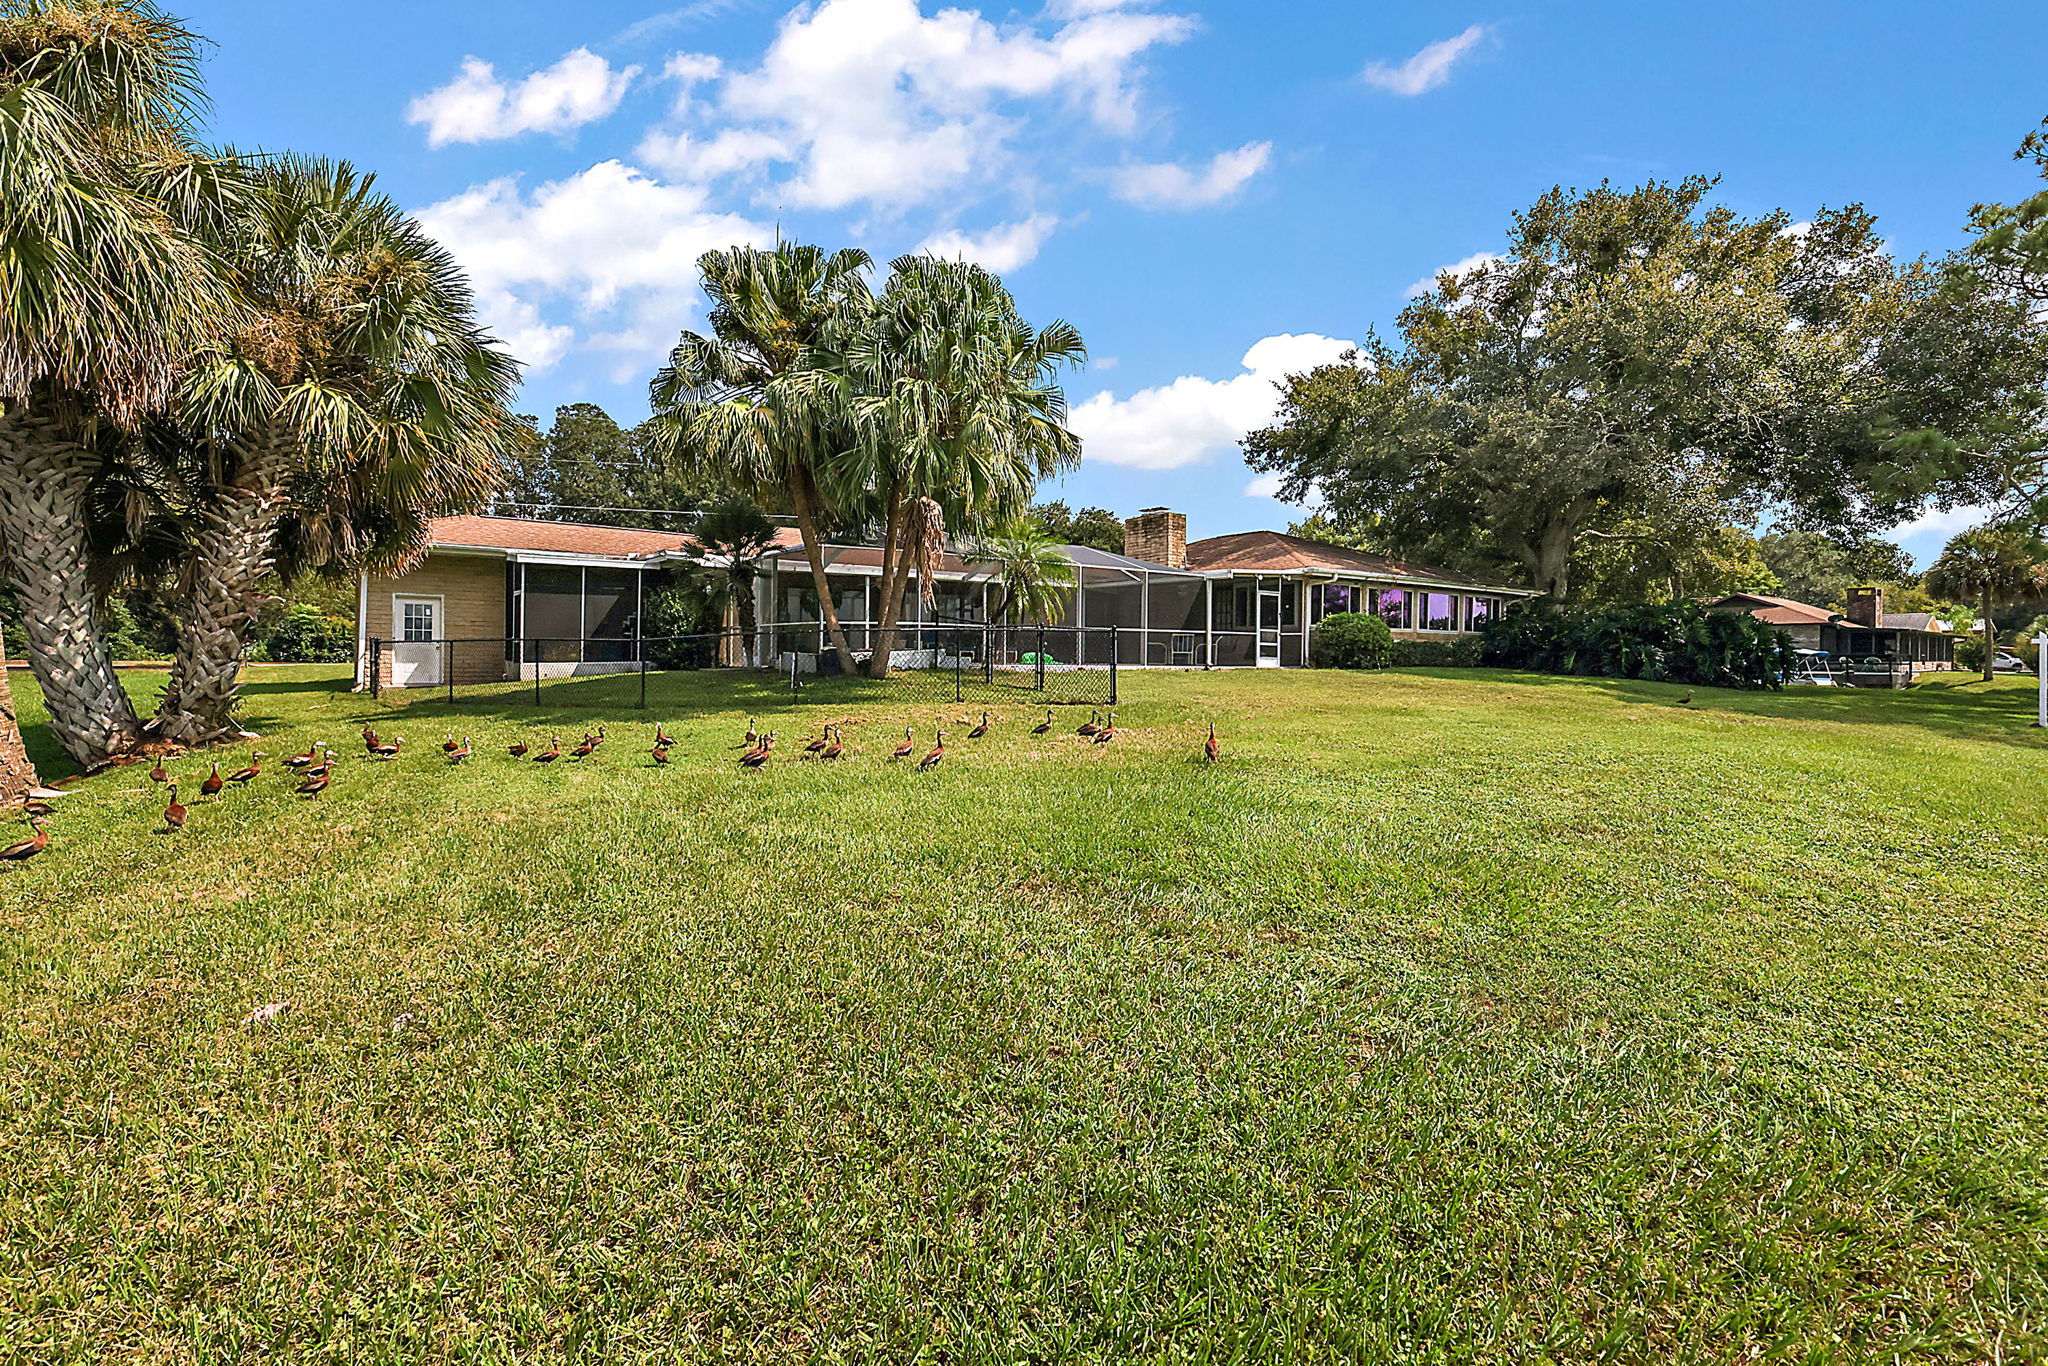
[1990,650,2034,673]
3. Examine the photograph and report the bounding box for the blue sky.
[190,0,2046,562]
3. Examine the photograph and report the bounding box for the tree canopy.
[497,403,727,529]
[1244,176,2047,600]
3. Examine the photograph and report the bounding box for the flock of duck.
[0,709,1221,866]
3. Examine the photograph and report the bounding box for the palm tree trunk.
[0,403,143,767]
[869,494,912,680]
[1980,589,1995,683]
[787,473,856,676]
[154,420,296,746]
[0,628,40,806]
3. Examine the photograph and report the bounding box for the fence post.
[446,640,455,704]
[532,640,541,706]
[370,637,381,700]
[639,645,648,710]
[1037,624,1046,693]
[983,623,993,685]
[955,637,963,702]
[1109,625,1119,705]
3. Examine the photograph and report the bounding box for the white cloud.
[641,0,1196,211]
[413,160,770,372]
[1111,140,1270,210]
[1070,332,1357,470]
[1405,249,1504,298]
[408,48,640,146]
[1092,355,1119,371]
[1243,472,1286,499]
[1362,24,1489,97]
[915,215,1059,272]
[1890,504,1992,544]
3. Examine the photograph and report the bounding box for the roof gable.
[1182,530,1514,589]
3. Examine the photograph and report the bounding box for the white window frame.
[392,593,445,643]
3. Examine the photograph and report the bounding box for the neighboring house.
[356,506,1535,687]
[1705,587,1958,670]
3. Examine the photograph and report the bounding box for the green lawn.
[3,664,2046,1363]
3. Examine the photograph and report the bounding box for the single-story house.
[354,506,1536,687]
[1705,587,1958,671]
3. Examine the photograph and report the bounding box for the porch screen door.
[1256,582,1282,667]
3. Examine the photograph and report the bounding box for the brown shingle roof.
[1707,593,1839,626]
[1182,530,1517,589]
[427,515,806,560]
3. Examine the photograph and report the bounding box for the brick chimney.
[1845,585,1884,627]
[1123,507,1187,569]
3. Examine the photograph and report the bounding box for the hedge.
[1479,600,1793,690]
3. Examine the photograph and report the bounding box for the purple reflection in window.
[1420,592,1456,630]
[1376,589,1408,628]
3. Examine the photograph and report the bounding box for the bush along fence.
[1477,601,1794,689]
[1307,602,1792,688]
[366,623,1122,711]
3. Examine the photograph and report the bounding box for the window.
[1375,588,1410,630]
[1467,596,1495,630]
[1420,592,1456,631]
[1319,584,1357,619]
[400,600,436,642]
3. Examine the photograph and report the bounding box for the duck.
[1092,712,1117,745]
[820,725,844,761]
[1203,721,1219,763]
[740,733,774,769]
[283,740,321,770]
[507,738,530,758]
[1031,710,1053,735]
[890,727,916,760]
[654,724,676,751]
[295,769,331,798]
[446,737,472,764]
[199,761,224,800]
[441,735,462,754]
[532,736,562,764]
[148,753,169,784]
[368,735,404,760]
[916,731,946,771]
[162,784,187,832]
[225,749,266,786]
[967,711,991,739]
[650,742,671,766]
[0,817,50,864]
[1076,711,1102,737]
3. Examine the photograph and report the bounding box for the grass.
[3,664,2047,1363]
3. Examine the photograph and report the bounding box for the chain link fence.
[366,622,1121,712]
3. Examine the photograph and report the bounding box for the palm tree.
[685,498,781,667]
[649,243,873,677]
[0,0,246,764]
[972,516,1076,624]
[146,156,520,745]
[1924,526,2048,681]
[0,620,40,803]
[843,256,1084,677]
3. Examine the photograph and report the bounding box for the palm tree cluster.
[649,244,1085,679]
[0,1,521,767]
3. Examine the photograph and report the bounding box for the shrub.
[642,581,719,669]
[1479,600,1794,690]
[249,602,354,663]
[1953,634,1985,672]
[1309,612,1394,669]
[1391,637,1482,668]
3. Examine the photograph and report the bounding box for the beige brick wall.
[364,552,510,687]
